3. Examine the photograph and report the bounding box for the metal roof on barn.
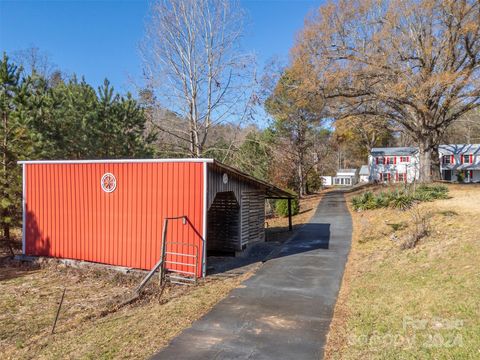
[209,160,293,199]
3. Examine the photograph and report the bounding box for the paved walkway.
[153,191,352,360]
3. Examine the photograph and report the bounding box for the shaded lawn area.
[325,184,480,359]
[265,192,323,243]
[207,192,323,274]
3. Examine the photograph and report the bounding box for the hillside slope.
[326,184,480,359]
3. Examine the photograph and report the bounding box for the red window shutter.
[376,157,378,165]
[407,156,410,162]
[395,172,398,181]
[461,155,464,164]
[388,173,391,182]
[470,170,473,178]
[394,157,397,164]
[451,155,454,164]
[470,155,473,163]
[380,173,383,181]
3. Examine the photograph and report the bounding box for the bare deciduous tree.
[13,47,57,80]
[142,0,255,157]
[334,115,393,155]
[294,0,480,182]
[444,109,480,143]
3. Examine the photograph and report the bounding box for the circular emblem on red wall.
[101,173,117,193]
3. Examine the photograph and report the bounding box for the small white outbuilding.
[359,165,370,183]
[320,176,332,186]
[333,169,358,186]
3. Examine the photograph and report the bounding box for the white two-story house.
[369,147,420,183]
[438,144,480,183]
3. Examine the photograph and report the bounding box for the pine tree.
[0,53,38,247]
[93,80,155,158]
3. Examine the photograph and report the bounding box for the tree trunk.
[418,143,432,183]
[431,147,441,181]
[3,224,10,242]
[297,162,306,197]
[2,111,11,246]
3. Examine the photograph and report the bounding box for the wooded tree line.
[0,47,329,247]
[2,0,480,246]
[0,53,155,244]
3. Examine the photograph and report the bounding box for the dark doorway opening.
[207,191,240,256]
[443,170,452,181]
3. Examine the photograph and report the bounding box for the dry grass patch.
[0,261,256,359]
[326,184,480,359]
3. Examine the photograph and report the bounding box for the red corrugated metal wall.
[24,162,205,276]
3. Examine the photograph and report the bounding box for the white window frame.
[443,155,451,164]
[400,156,409,163]
[463,154,471,164]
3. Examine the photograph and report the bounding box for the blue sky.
[0,0,322,94]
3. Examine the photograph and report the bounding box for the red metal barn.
[19,159,292,278]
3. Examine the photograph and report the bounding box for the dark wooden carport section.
[208,161,295,231]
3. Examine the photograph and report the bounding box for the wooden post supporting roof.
[287,198,292,231]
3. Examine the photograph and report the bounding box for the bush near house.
[351,185,448,211]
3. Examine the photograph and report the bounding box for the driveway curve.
[153,190,352,360]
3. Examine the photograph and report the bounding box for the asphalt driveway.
[153,191,352,360]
